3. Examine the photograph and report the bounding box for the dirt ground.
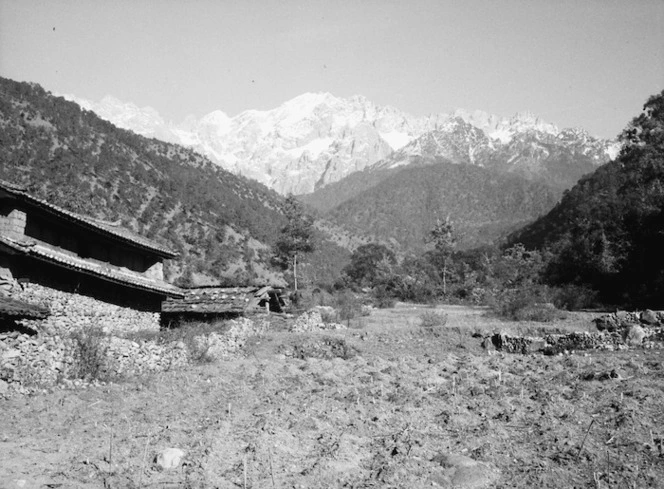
[1,303,663,488]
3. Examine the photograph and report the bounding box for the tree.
[427,217,457,295]
[273,195,315,292]
[343,243,396,288]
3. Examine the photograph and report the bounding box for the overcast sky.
[1,0,662,139]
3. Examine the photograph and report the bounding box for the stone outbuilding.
[0,180,183,334]
[161,285,286,327]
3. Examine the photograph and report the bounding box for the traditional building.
[0,180,183,334]
[162,286,286,327]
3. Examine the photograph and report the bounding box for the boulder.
[595,315,620,332]
[155,447,185,470]
[624,324,647,346]
[615,310,629,321]
[641,309,659,325]
[430,453,500,488]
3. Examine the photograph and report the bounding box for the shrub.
[419,310,449,332]
[551,284,599,311]
[490,286,567,322]
[374,292,396,309]
[158,320,231,363]
[70,328,110,381]
[334,290,362,321]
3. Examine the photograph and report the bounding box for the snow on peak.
[281,92,342,113]
[62,90,613,194]
[200,110,232,130]
[509,111,558,135]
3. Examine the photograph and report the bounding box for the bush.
[160,320,232,363]
[551,284,599,311]
[419,310,449,332]
[373,289,397,309]
[70,328,110,381]
[490,286,567,322]
[334,290,362,321]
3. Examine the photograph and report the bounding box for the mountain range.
[0,78,292,286]
[64,93,620,196]
[2,76,629,288]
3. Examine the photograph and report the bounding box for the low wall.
[0,317,269,396]
[14,283,160,335]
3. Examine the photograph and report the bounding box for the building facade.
[0,180,183,334]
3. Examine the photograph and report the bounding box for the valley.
[2,304,662,488]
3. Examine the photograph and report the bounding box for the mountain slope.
[322,158,560,251]
[0,77,292,286]
[65,93,619,196]
[370,118,612,190]
[508,90,664,306]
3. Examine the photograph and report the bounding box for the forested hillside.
[320,158,560,250]
[0,77,293,285]
[509,90,664,306]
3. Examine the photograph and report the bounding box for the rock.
[291,310,325,333]
[594,315,620,332]
[0,379,8,395]
[641,309,659,325]
[480,337,495,352]
[615,310,629,321]
[624,324,647,346]
[430,453,500,488]
[526,339,547,353]
[2,349,21,360]
[155,447,185,470]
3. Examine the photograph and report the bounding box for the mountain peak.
[282,92,341,110]
[63,91,616,195]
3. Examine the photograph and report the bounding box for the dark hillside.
[0,77,290,285]
[509,90,664,307]
[323,159,560,251]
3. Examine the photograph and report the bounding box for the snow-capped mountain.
[63,92,619,195]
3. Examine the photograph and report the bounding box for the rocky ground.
[1,304,663,488]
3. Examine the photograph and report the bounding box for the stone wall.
[14,283,160,335]
[487,312,664,355]
[0,206,27,240]
[0,316,270,396]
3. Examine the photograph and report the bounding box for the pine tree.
[427,217,457,295]
[274,195,315,292]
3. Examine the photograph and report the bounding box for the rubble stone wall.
[0,316,269,396]
[488,310,664,355]
[14,283,160,335]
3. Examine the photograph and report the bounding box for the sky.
[1,0,662,139]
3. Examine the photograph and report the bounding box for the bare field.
[1,304,663,488]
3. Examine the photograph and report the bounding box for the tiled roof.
[162,286,280,314]
[0,295,50,319]
[0,180,177,258]
[0,236,183,298]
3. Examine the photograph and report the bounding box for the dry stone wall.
[0,315,270,396]
[290,309,347,333]
[14,283,160,334]
[488,311,664,355]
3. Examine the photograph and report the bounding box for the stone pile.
[290,309,347,333]
[191,317,269,362]
[593,309,664,331]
